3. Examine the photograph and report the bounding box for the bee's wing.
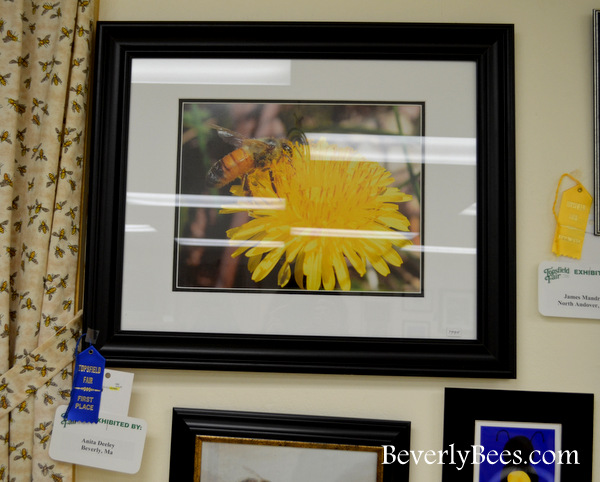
[209,124,274,152]
[287,127,310,161]
[208,123,249,148]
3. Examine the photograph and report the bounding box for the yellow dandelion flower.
[224,138,414,291]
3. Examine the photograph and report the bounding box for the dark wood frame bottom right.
[442,388,594,481]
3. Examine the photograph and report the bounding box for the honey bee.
[15,447,32,461]
[8,98,26,114]
[206,124,308,189]
[20,359,34,373]
[42,2,60,13]
[36,432,50,447]
[53,227,66,239]
[27,250,38,264]
[10,54,29,68]
[47,172,57,187]
[51,73,62,85]
[0,378,10,392]
[3,30,19,43]
[22,297,36,310]
[53,323,66,335]
[37,364,53,377]
[66,206,78,219]
[1,174,12,188]
[43,314,57,327]
[59,167,72,179]
[37,34,50,47]
[38,463,54,477]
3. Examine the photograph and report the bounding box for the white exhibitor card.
[50,405,147,474]
[538,261,600,319]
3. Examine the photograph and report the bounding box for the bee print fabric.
[0,0,95,480]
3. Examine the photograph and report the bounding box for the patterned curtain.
[0,0,95,480]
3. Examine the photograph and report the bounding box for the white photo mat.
[121,58,477,340]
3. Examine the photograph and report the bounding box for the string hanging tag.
[63,335,105,423]
[552,173,592,259]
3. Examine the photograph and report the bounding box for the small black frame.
[169,407,411,482]
[84,21,516,377]
[442,388,594,481]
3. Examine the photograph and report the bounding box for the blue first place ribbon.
[63,336,106,423]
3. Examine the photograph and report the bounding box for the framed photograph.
[593,10,600,235]
[169,407,411,481]
[442,388,594,481]
[174,101,424,296]
[84,22,516,377]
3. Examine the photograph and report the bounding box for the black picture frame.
[169,407,411,482]
[593,10,600,235]
[441,388,594,481]
[84,22,516,377]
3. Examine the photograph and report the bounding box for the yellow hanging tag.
[552,173,592,259]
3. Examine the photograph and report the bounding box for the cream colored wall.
[77,1,600,480]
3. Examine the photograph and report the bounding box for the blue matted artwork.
[474,421,562,482]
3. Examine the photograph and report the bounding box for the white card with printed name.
[99,369,134,416]
[50,405,147,474]
[538,261,600,319]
